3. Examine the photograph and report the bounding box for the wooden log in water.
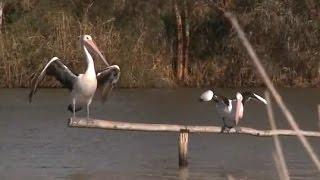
[69,117,320,168]
[68,117,320,137]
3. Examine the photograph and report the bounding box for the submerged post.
[179,129,189,167]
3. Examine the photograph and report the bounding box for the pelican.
[29,35,120,119]
[199,90,267,132]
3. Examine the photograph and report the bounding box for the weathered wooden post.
[178,129,189,167]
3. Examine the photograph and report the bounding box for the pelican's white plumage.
[200,90,214,102]
[199,90,266,132]
[29,35,120,118]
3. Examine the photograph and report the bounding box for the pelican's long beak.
[235,92,243,125]
[235,99,241,125]
[85,39,110,66]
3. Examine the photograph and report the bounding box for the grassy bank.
[0,0,319,88]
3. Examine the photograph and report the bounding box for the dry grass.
[0,0,319,88]
[0,4,175,88]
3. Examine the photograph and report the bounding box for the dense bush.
[0,0,319,88]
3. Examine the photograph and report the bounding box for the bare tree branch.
[0,2,4,32]
[266,92,290,180]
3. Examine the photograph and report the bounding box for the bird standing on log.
[199,90,267,133]
[29,35,120,119]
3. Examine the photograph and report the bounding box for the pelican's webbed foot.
[220,125,232,133]
[234,126,241,133]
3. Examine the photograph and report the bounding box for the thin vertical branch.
[182,0,189,80]
[0,2,4,32]
[266,92,290,180]
[224,12,320,171]
[318,105,320,131]
[83,0,94,32]
[174,0,184,80]
[273,153,287,180]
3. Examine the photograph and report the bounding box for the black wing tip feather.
[28,57,77,103]
[240,91,267,104]
[67,104,82,112]
[28,57,59,103]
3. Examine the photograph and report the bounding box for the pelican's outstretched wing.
[96,65,120,103]
[241,91,267,104]
[29,57,77,102]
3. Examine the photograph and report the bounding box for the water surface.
[0,88,319,179]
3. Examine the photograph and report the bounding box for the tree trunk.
[0,2,4,32]
[182,0,189,80]
[174,0,184,80]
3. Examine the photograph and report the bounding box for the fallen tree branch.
[68,117,320,137]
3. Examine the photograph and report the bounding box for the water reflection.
[179,167,189,180]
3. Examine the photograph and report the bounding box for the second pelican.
[200,90,267,132]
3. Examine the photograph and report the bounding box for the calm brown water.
[0,88,319,179]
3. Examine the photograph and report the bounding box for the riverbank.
[0,1,319,88]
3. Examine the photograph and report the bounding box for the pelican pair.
[200,90,267,132]
[29,35,120,119]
